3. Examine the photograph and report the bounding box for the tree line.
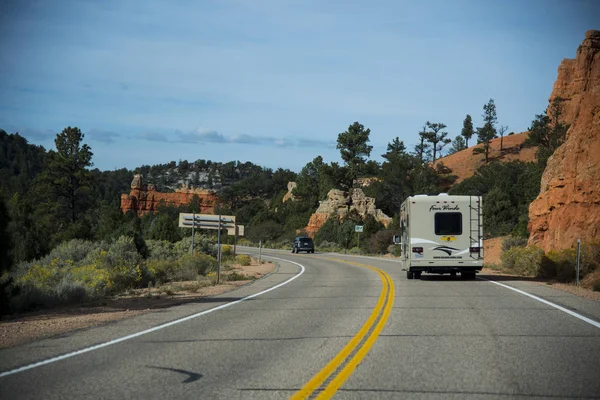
[0,96,568,277]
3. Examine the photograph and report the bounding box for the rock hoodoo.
[121,174,217,216]
[528,30,600,251]
[282,182,298,203]
[304,188,392,237]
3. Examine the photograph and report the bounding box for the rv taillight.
[470,247,480,253]
[412,247,423,254]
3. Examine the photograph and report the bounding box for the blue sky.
[0,0,597,173]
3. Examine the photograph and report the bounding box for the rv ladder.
[469,196,483,260]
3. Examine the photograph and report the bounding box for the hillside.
[433,132,536,184]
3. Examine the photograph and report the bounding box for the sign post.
[179,213,237,285]
[355,225,364,248]
[576,239,581,286]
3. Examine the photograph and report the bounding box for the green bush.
[49,239,102,263]
[237,238,253,246]
[592,277,600,292]
[104,237,144,291]
[348,247,362,255]
[221,245,233,257]
[174,235,218,258]
[146,240,176,260]
[501,246,548,277]
[225,271,251,281]
[502,236,528,252]
[235,254,252,266]
[181,253,218,276]
[146,259,178,284]
[54,278,87,304]
[317,240,342,253]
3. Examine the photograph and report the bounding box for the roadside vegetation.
[0,96,586,316]
[485,237,600,291]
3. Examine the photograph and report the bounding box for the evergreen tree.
[461,114,474,147]
[382,137,406,161]
[525,97,569,167]
[413,125,431,163]
[447,135,467,155]
[37,127,94,223]
[336,122,373,188]
[424,121,450,164]
[474,99,498,163]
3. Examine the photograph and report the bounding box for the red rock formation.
[121,175,217,216]
[304,188,392,238]
[528,30,600,251]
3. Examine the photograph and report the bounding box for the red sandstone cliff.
[121,174,217,216]
[528,30,600,251]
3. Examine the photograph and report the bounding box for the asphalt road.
[1,249,600,399]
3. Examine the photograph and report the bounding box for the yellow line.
[291,259,394,400]
[290,264,388,400]
[316,270,395,399]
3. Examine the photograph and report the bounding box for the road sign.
[355,225,364,233]
[227,225,244,236]
[179,213,236,229]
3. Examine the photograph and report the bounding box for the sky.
[0,0,597,173]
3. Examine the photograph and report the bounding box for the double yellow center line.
[291,259,395,399]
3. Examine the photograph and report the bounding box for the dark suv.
[292,236,314,254]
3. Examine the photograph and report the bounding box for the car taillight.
[412,247,423,253]
[470,247,480,253]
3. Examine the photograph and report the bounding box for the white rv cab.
[399,194,483,279]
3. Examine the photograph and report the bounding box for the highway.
[1,249,600,399]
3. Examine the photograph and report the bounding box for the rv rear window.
[434,213,462,235]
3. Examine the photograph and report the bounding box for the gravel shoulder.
[0,260,275,349]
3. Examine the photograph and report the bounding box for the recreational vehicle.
[397,194,483,279]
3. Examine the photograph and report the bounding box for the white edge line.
[0,256,305,378]
[480,278,600,329]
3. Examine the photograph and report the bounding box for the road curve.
[1,249,599,399]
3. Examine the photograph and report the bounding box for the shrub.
[68,264,112,295]
[501,246,548,277]
[146,240,176,260]
[237,238,253,246]
[389,245,402,257]
[104,237,144,291]
[225,271,252,282]
[54,278,87,304]
[49,239,101,263]
[179,253,218,277]
[10,284,56,312]
[348,247,362,255]
[592,278,600,292]
[368,230,395,254]
[502,236,528,252]
[546,249,576,282]
[146,259,178,284]
[235,254,252,266]
[221,245,233,257]
[174,235,218,258]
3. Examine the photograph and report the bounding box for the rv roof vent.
[439,193,449,196]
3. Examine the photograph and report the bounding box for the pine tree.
[461,114,474,147]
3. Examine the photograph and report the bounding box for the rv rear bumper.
[409,266,483,274]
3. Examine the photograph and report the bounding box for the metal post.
[259,240,262,264]
[217,214,222,284]
[357,232,360,249]
[191,213,195,255]
[233,224,237,256]
[576,239,581,286]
